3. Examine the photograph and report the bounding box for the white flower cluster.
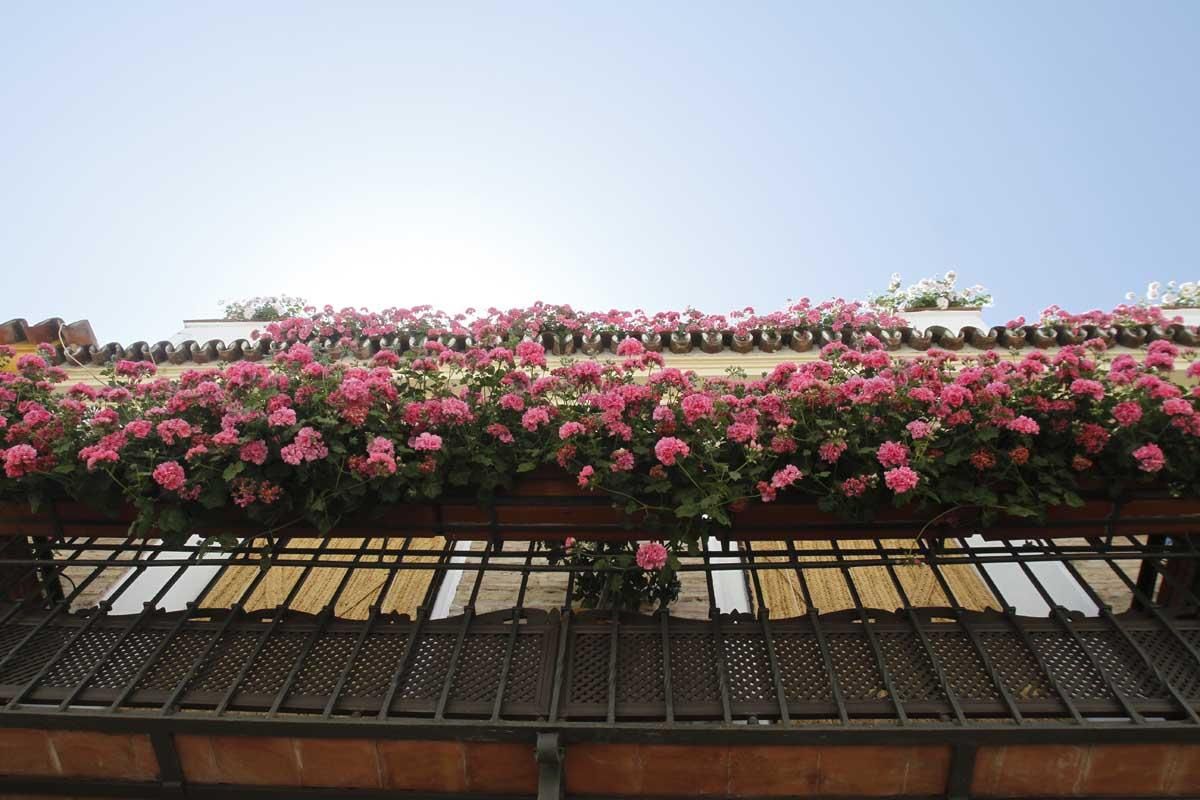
[872,271,992,312]
[1128,281,1200,309]
[221,295,310,321]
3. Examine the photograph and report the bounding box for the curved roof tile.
[40,323,1200,367]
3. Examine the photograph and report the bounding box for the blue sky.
[2,1,1198,344]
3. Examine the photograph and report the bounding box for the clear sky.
[2,1,1198,344]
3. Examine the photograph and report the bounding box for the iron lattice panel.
[0,607,558,718]
[551,609,1200,721]
[1,603,1198,723]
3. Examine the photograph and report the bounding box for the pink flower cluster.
[280,427,329,465]
[636,541,669,571]
[654,437,690,466]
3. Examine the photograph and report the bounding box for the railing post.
[946,742,977,800]
[536,731,564,800]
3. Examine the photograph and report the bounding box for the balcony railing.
[0,522,1198,798]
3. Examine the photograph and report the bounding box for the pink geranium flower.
[884,466,920,494]
[1133,443,1165,473]
[636,541,668,571]
[521,407,551,431]
[905,420,933,440]
[558,421,586,440]
[610,448,635,472]
[876,441,910,468]
[577,465,595,487]
[1112,401,1143,426]
[818,440,847,463]
[1007,416,1040,435]
[654,437,690,465]
[3,444,39,478]
[152,461,186,491]
[409,432,443,452]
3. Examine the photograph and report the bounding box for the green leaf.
[1004,505,1039,518]
[157,506,188,534]
[517,461,537,473]
[222,461,245,481]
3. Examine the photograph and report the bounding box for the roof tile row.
[40,323,1200,367]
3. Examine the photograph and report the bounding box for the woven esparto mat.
[750,539,998,617]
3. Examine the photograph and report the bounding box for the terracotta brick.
[1167,745,1200,796]
[970,746,1004,797]
[464,742,538,794]
[728,745,820,797]
[974,745,1086,797]
[0,728,57,777]
[1078,744,1172,797]
[175,735,219,784]
[819,746,909,797]
[565,743,642,795]
[49,731,157,781]
[904,745,952,795]
[640,744,729,797]
[296,737,381,788]
[209,735,301,786]
[378,740,466,792]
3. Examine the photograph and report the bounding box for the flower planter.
[5,475,1199,544]
[900,307,987,333]
[580,332,604,355]
[786,329,813,353]
[668,332,693,354]
[729,492,1200,541]
[700,331,725,354]
[0,470,643,543]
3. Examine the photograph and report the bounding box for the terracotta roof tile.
[42,323,1199,367]
[0,317,97,348]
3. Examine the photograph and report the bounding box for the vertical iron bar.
[213,536,335,715]
[1128,535,1200,606]
[1045,537,1199,724]
[829,540,907,724]
[605,604,620,724]
[491,539,536,722]
[872,539,966,724]
[0,536,98,629]
[918,538,1025,725]
[157,536,288,715]
[546,565,575,722]
[109,537,253,713]
[267,536,372,716]
[0,538,130,676]
[323,535,412,718]
[1089,536,1200,675]
[377,533,455,719]
[660,604,674,724]
[956,536,1085,725]
[3,542,153,709]
[53,537,211,710]
[743,541,790,724]
[787,539,848,724]
[701,537,733,723]
[0,533,60,608]
[434,539,492,720]
[997,538,1143,723]
[1134,534,1165,605]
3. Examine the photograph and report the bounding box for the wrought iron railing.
[0,531,1197,730]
